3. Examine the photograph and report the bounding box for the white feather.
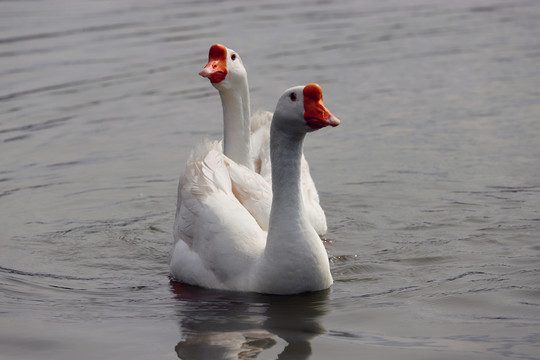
[170,84,337,294]
[200,44,327,235]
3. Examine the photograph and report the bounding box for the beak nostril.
[201,56,227,83]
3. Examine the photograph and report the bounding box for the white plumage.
[198,44,327,235]
[170,84,340,294]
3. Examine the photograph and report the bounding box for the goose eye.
[289,92,297,101]
[231,54,237,61]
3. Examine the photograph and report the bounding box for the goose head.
[273,83,340,134]
[199,43,247,91]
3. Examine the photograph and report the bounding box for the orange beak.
[199,44,228,83]
[303,83,340,129]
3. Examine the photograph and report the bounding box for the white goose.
[199,43,327,235]
[170,83,339,294]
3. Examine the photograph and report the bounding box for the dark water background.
[1,0,539,359]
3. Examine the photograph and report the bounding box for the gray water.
[1,0,539,359]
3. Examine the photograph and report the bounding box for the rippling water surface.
[1,0,540,359]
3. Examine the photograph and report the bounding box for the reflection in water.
[170,281,329,360]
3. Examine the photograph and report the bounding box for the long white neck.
[256,121,332,294]
[219,80,252,170]
[268,126,306,232]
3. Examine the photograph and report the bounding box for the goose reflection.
[170,281,329,360]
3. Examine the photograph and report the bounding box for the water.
[1,0,539,359]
